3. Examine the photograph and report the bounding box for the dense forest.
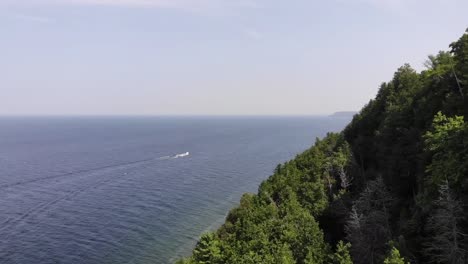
[177,30,468,264]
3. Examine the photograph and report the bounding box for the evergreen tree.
[192,233,222,264]
[331,241,353,264]
[383,247,408,264]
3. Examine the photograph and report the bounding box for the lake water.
[0,116,350,264]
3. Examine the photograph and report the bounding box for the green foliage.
[180,30,468,264]
[424,112,468,195]
[192,233,222,264]
[273,244,295,264]
[341,31,468,262]
[383,247,409,264]
[331,241,353,264]
[450,32,468,98]
[181,133,350,263]
[424,112,464,152]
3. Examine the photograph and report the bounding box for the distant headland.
[330,111,357,118]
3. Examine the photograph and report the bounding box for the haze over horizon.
[1,0,467,116]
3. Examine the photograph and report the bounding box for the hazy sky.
[1,0,467,116]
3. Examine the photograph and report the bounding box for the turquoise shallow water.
[0,116,350,264]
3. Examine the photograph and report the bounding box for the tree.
[192,233,222,264]
[180,30,468,264]
[273,244,295,264]
[384,247,409,264]
[175,258,193,264]
[331,241,353,264]
[450,31,468,88]
[424,112,467,196]
[424,181,467,264]
[345,177,393,264]
[282,208,328,264]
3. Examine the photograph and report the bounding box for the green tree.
[175,258,193,264]
[179,30,468,264]
[273,244,295,264]
[424,112,467,195]
[192,233,222,264]
[383,247,408,264]
[450,30,468,100]
[331,241,353,264]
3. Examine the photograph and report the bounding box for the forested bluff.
[177,30,468,264]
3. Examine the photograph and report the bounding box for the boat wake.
[0,152,190,190]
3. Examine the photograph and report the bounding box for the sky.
[0,0,467,116]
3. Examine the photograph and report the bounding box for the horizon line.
[0,113,357,118]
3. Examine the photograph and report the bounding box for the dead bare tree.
[345,177,393,264]
[424,180,467,264]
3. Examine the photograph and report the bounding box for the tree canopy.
[178,30,468,264]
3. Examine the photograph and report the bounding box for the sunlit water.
[0,116,350,264]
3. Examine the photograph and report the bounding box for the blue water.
[0,116,350,264]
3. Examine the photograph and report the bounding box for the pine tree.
[332,241,353,264]
[192,233,222,264]
[383,247,408,264]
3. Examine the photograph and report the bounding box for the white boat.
[174,152,189,158]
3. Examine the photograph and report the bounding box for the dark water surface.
[0,116,350,264]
